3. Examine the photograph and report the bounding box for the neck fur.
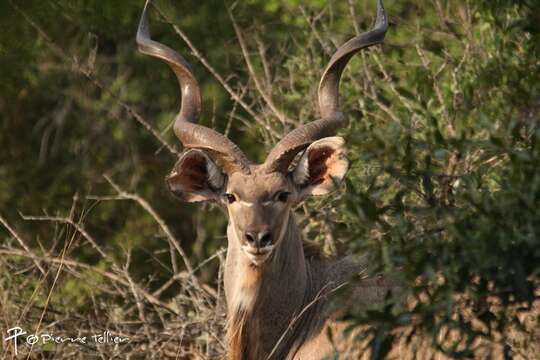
[224,212,310,359]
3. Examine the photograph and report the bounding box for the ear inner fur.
[166,150,225,201]
[308,146,336,186]
[292,137,348,194]
[180,153,208,191]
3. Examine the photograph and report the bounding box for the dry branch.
[227,6,293,126]
[0,214,46,275]
[153,5,281,140]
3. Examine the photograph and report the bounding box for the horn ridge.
[137,0,251,174]
[318,0,388,121]
[263,0,388,173]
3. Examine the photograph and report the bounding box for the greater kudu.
[137,0,392,358]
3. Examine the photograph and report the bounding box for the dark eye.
[276,191,290,203]
[225,193,237,204]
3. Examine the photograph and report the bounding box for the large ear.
[166,149,225,202]
[292,136,348,197]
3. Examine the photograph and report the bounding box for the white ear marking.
[292,153,310,185]
[205,156,225,190]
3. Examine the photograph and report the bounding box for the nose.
[244,230,273,248]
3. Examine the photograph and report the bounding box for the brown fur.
[227,306,250,360]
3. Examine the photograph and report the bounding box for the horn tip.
[375,0,388,32]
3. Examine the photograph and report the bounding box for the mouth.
[241,244,275,266]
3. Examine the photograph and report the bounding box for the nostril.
[245,232,256,244]
[260,232,272,247]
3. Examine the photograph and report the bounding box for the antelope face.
[224,170,292,265]
[165,137,348,266]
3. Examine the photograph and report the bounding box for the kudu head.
[137,0,388,266]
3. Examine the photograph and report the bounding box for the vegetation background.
[0,0,538,358]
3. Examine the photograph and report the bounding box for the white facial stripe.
[238,200,254,207]
[237,200,276,207]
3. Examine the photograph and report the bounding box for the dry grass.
[0,193,227,359]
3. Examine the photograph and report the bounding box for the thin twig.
[227,6,292,126]
[299,6,333,56]
[225,84,249,137]
[27,215,80,356]
[19,213,110,262]
[124,250,154,354]
[266,282,348,360]
[0,248,179,315]
[92,175,200,290]
[154,5,281,140]
[0,215,46,275]
[347,0,361,36]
